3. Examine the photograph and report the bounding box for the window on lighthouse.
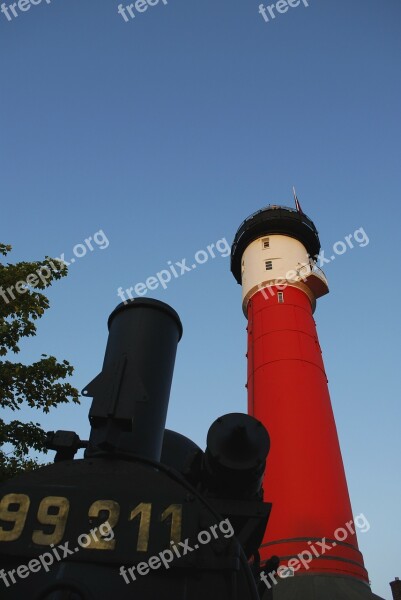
[262,238,270,249]
[265,260,273,270]
[277,292,284,303]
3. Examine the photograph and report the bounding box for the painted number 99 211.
[0,493,183,551]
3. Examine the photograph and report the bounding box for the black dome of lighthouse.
[230,205,321,283]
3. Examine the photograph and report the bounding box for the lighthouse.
[231,200,383,599]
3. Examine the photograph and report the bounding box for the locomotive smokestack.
[83,298,182,461]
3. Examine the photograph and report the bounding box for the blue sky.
[1,0,400,597]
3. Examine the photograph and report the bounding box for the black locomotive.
[0,298,275,600]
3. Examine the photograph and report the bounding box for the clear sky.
[1,0,400,597]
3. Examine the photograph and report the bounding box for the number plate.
[0,487,197,564]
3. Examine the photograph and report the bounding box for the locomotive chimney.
[83,298,182,461]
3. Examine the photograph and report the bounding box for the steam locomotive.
[0,298,276,599]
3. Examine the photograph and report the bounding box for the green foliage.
[0,244,79,482]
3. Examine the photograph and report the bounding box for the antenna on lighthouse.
[293,186,303,214]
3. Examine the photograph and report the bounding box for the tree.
[0,243,79,482]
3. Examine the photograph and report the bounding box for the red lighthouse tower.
[231,201,382,599]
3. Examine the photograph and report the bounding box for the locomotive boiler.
[0,298,274,600]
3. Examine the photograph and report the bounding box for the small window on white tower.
[277,292,284,303]
[262,238,270,249]
[265,260,273,270]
